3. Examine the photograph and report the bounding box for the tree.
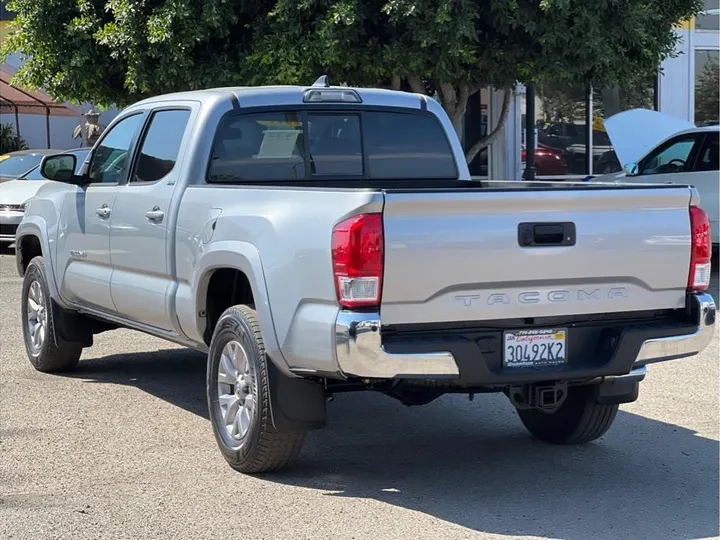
[2,0,704,162]
[0,123,28,154]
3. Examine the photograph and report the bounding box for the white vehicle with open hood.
[591,109,719,247]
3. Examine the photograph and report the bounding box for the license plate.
[503,328,567,368]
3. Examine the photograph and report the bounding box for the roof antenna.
[312,75,330,88]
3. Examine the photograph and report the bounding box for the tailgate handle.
[518,222,576,247]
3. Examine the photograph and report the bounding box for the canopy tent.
[0,65,81,148]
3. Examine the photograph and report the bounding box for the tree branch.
[465,88,512,164]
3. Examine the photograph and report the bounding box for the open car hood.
[603,109,695,168]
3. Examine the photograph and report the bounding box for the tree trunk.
[465,88,512,165]
[400,78,513,164]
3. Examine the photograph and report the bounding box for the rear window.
[207,109,457,183]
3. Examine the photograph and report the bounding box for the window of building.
[695,50,719,125]
[524,83,587,177]
[591,76,658,174]
[697,0,719,31]
[132,109,191,183]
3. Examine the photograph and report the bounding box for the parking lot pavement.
[0,253,718,540]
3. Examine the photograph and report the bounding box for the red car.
[521,144,567,176]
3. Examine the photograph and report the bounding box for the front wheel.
[21,256,83,372]
[206,305,305,473]
[515,385,619,444]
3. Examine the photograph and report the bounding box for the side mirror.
[623,162,639,176]
[40,154,77,182]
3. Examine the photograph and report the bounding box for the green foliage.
[1,0,704,124]
[0,123,28,153]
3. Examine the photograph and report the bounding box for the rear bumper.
[334,292,716,383]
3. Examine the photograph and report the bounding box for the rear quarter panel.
[175,186,383,373]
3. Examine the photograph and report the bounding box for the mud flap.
[266,358,326,432]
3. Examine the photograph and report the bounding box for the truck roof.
[129,83,429,111]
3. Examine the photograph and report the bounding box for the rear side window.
[207,109,457,183]
[132,109,191,183]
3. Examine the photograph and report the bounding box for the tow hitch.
[508,382,568,412]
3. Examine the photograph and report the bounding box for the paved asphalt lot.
[0,252,718,540]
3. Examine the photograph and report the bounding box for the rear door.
[109,106,193,330]
[380,185,694,325]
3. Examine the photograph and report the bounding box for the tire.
[21,256,83,372]
[206,305,305,474]
[516,385,618,444]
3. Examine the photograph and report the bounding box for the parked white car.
[591,109,719,247]
[0,148,90,247]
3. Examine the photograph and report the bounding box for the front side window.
[640,135,700,175]
[88,114,144,184]
[132,109,191,183]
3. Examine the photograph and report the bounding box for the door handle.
[95,205,111,219]
[145,206,164,223]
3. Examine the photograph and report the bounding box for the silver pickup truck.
[16,78,716,474]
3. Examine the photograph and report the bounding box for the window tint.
[695,133,719,172]
[363,112,457,178]
[132,109,190,183]
[88,114,144,184]
[307,114,363,176]
[640,135,699,175]
[207,109,457,182]
[209,112,305,182]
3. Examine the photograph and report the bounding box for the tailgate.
[380,186,693,325]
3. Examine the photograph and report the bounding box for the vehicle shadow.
[67,347,719,538]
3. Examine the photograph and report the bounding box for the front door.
[109,107,193,330]
[57,113,145,312]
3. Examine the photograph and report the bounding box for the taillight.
[688,205,712,292]
[331,213,384,309]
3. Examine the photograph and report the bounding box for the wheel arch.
[190,241,291,375]
[15,218,64,304]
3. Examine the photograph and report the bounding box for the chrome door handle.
[95,205,111,218]
[145,206,164,222]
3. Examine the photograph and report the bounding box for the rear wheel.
[21,256,83,372]
[207,305,305,473]
[516,385,618,444]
